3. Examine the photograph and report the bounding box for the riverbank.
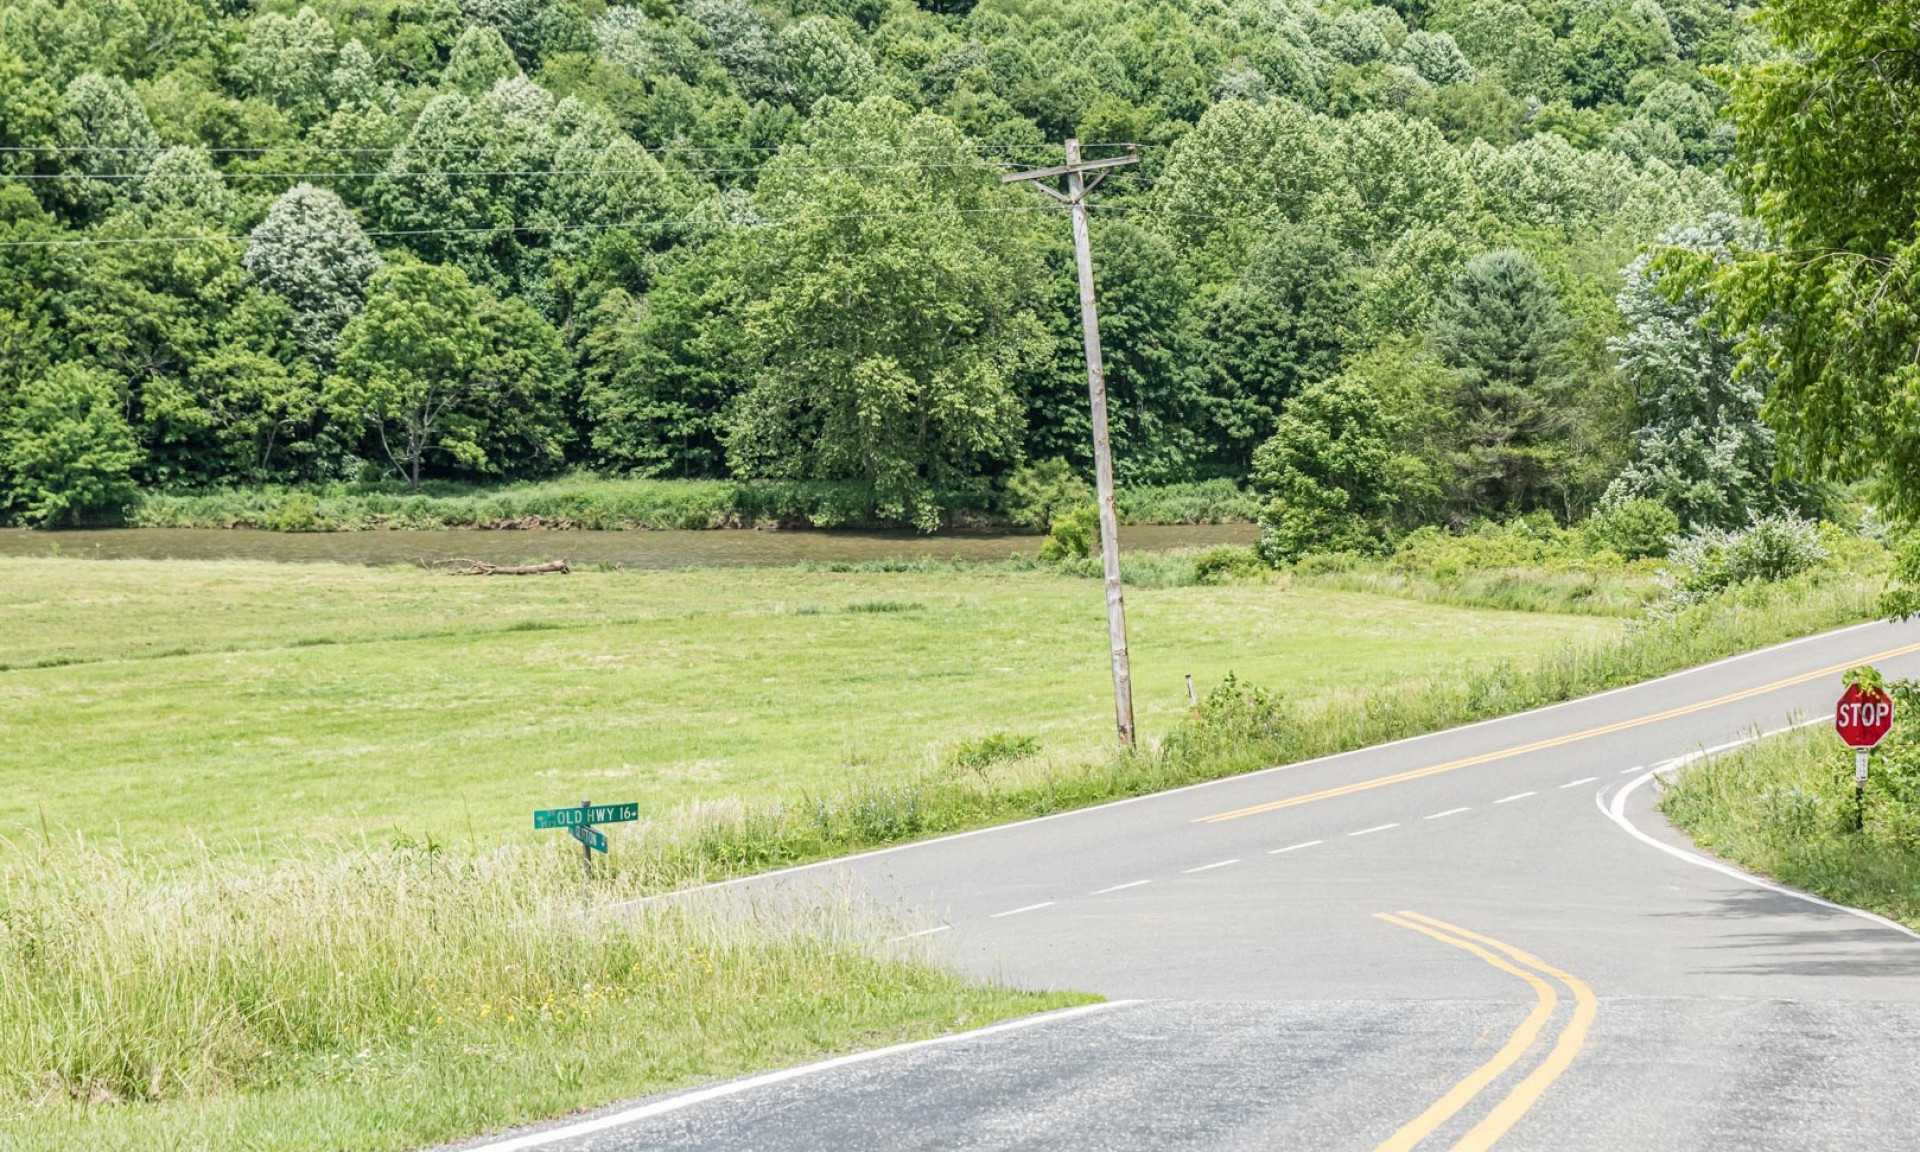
[0,522,1256,571]
[120,476,1260,533]
[1662,718,1920,930]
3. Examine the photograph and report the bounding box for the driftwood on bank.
[447,558,570,576]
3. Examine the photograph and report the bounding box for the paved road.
[458,620,1920,1152]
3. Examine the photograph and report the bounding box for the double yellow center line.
[1372,912,1597,1152]
[1198,639,1920,824]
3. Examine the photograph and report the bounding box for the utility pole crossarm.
[999,153,1139,186]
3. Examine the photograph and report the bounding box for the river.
[0,523,1258,569]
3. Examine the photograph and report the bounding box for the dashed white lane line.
[1183,859,1240,874]
[1270,840,1324,854]
[1091,879,1151,895]
[1560,776,1600,788]
[1425,807,1470,820]
[1495,791,1537,804]
[1349,823,1399,837]
[990,902,1054,918]
[886,925,951,943]
[1621,765,1646,774]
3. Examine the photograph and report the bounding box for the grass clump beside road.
[1663,695,1920,930]
[0,839,1079,1152]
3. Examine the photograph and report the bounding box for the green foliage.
[244,183,383,359]
[1586,496,1678,560]
[1191,545,1266,584]
[1,362,142,525]
[944,731,1040,775]
[1663,513,1830,600]
[1430,248,1578,515]
[0,0,1752,528]
[325,261,571,488]
[1708,0,1920,527]
[720,96,1046,529]
[1607,216,1791,529]
[1253,373,1399,563]
[1039,501,1099,563]
[1003,457,1089,531]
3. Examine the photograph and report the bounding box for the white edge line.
[1182,859,1239,873]
[1424,807,1469,820]
[1560,777,1599,788]
[1494,791,1537,804]
[1349,823,1399,837]
[455,1000,1139,1152]
[989,901,1054,918]
[621,620,1893,907]
[1600,718,1920,943]
[885,925,951,943]
[1270,840,1324,854]
[1091,879,1151,895]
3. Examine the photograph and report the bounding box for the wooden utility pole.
[1003,140,1139,746]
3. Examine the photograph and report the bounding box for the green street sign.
[533,802,639,829]
[570,824,607,853]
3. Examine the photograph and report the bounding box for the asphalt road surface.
[457,619,1920,1152]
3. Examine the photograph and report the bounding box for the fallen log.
[449,558,570,576]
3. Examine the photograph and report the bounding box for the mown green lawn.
[0,556,1617,853]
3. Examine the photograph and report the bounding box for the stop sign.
[1836,683,1895,749]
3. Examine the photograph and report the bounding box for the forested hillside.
[0,0,1776,530]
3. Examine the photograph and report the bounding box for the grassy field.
[1,840,1079,1152]
[0,556,1615,854]
[1663,723,1920,930]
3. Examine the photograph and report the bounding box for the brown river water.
[0,523,1258,569]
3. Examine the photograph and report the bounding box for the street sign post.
[1836,681,1894,831]
[533,802,638,829]
[535,797,636,875]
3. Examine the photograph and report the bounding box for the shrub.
[944,732,1041,776]
[1588,497,1679,560]
[1039,502,1099,563]
[1664,512,1829,598]
[1192,546,1267,584]
[1003,458,1090,531]
[1161,672,1293,766]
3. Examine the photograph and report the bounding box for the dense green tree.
[1252,373,1399,561]
[1,362,143,525]
[325,261,571,487]
[233,7,338,122]
[444,24,520,93]
[1430,248,1578,514]
[1196,225,1359,473]
[1608,217,1793,528]
[54,71,158,221]
[720,96,1047,526]
[1704,0,1920,521]
[245,184,382,359]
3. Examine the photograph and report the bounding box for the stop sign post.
[1836,681,1894,830]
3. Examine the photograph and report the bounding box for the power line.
[0,203,1253,249]
[0,204,1062,248]
[0,141,1090,157]
[0,161,1027,181]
